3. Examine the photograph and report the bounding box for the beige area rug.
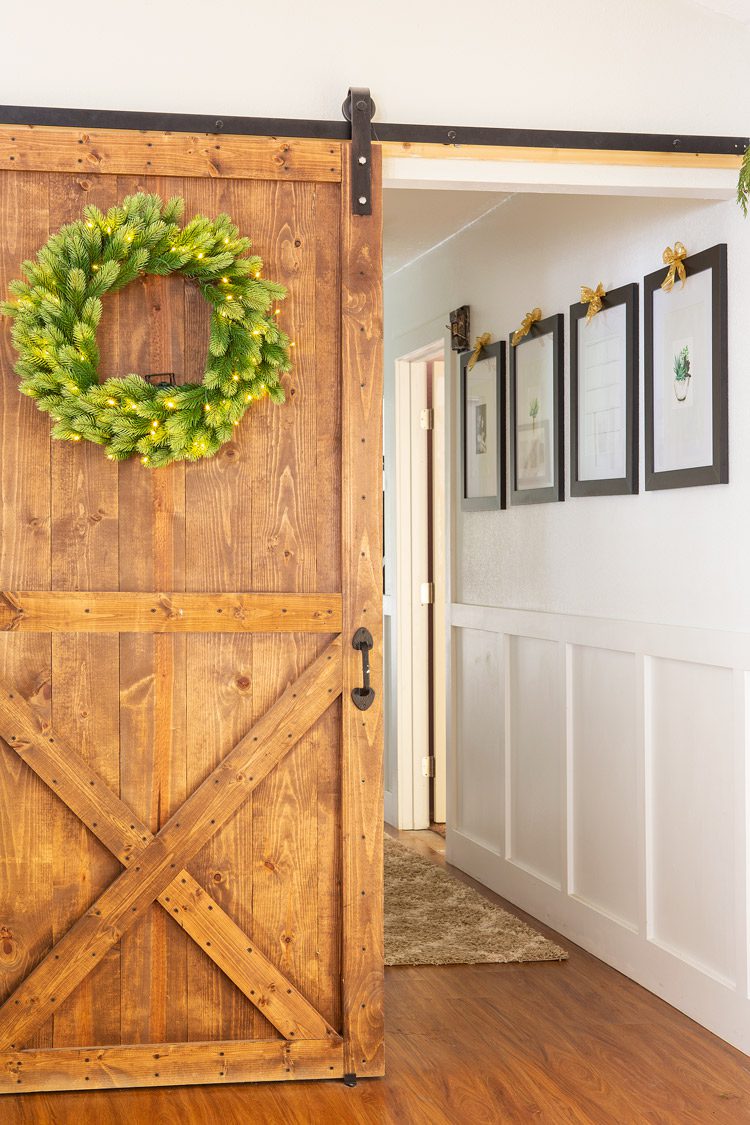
[384,834,568,967]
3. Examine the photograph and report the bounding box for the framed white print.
[570,282,638,497]
[644,244,728,490]
[460,340,506,511]
[509,313,564,505]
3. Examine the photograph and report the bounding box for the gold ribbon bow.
[580,283,606,323]
[467,332,492,370]
[661,242,687,292]
[512,308,542,346]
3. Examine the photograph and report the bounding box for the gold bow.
[467,332,491,370]
[661,242,687,292]
[512,308,542,346]
[580,283,606,323]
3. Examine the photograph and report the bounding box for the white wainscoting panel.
[454,627,504,853]
[570,644,639,930]
[508,635,563,887]
[648,657,737,987]
[447,602,750,1056]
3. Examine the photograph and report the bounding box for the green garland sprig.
[738,143,750,216]
[1,192,292,467]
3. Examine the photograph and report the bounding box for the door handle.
[351,627,375,711]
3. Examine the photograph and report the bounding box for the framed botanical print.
[509,313,564,505]
[460,339,506,511]
[644,243,728,490]
[570,282,638,497]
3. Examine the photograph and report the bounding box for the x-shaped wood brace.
[0,636,343,1050]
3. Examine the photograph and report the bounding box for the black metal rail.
[0,102,746,157]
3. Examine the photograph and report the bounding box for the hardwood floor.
[3,828,750,1124]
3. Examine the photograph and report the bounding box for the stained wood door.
[0,126,383,1093]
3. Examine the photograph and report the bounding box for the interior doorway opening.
[386,340,447,830]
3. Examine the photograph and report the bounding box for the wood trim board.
[0,591,342,633]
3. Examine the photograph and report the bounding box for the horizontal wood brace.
[0,1038,343,1093]
[0,591,342,633]
[0,124,342,182]
[380,140,743,171]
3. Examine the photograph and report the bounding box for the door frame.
[390,335,449,830]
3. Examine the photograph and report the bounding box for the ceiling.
[383,189,510,279]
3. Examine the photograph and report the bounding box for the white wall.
[3,1,750,138]
[384,190,750,1054]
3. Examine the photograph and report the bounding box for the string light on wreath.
[1,192,293,468]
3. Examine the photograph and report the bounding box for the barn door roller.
[342,87,375,216]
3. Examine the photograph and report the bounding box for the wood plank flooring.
[3,827,750,1123]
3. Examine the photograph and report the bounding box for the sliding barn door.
[0,126,383,1093]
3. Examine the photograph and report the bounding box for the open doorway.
[386,342,447,832]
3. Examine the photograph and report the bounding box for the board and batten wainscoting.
[446,602,749,1055]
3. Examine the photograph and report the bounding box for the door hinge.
[343,87,375,217]
[420,407,434,431]
[419,581,434,605]
[422,756,435,779]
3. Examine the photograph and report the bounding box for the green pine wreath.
[1,192,292,467]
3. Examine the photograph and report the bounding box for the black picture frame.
[644,243,728,490]
[570,282,639,497]
[460,340,506,511]
[509,313,564,505]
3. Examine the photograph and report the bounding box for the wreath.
[1,192,292,467]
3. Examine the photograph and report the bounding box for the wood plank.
[380,140,743,170]
[340,144,385,1078]
[0,169,54,1052]
[182,174,260,1043]
[0,1038,343,1093]
[0,126,341,182]
[163,876,335,1042]
[0,637,342,1049]
[0,591,342,633]
[246,180,322,1046]
[0,683,334,1042]
[311,181,343,1031]
[114,170,189,1046]
[47,172,122,1049]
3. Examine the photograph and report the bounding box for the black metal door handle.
[351,627,375,710]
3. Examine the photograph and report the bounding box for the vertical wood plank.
[340,147,385,1077]
[312,182,343,1031]
[0,171,53,1051]
[116,174,188,1045]
[47,173,122,1048]
[182,176,257,1043]
[246,180,323,1043]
